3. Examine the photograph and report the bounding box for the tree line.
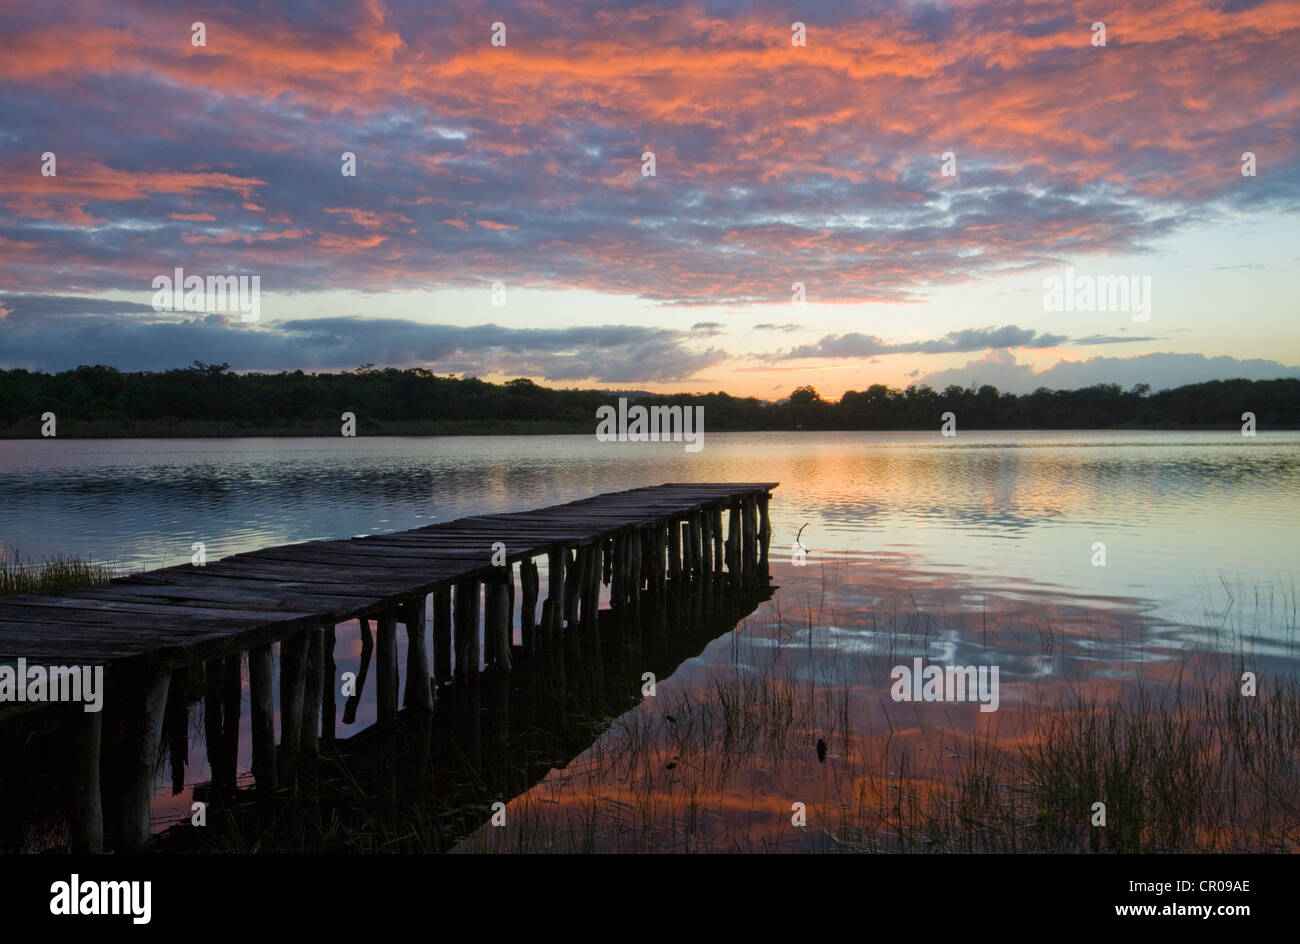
[1,362,1296,436]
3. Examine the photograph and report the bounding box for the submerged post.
[278,630,309,785]
[322,628,336,743]
[726,503,741,581]
[402,598,434,710]
[547,549,563,637]
[302,626,324,761]
[519,560,538,655]
[711,505,724,573]
[118,664,171,852]
[70,704,103,854]
[376,611,398,720]
[485,573,512,672]
[432,586,452,684]
[249,644,277,793]
[668,518,682,583]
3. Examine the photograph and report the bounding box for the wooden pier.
[0,482,777,852]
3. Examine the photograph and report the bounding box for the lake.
[2,430,1298,851]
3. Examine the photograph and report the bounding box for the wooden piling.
[701,510,714,578]
[712,505,725,571]
[547,550,564,637]
[688,513,703,579]
[375,611,398,721]
[322,628,336,743]
[302,627,324,759]
[467,583,482,678]
[486,575,512,672]
[725,502,741,577]
[742,495,758,579]
[278,630,309,784]
[519,560,538,654]
[667,518,682,583]
[453,581,474,681]
[342,618,373,726]
[71,706,103,854]
[249,645,277,792]
[564,546,582,626]
[629,530,643,602]
[653,524,667,594]
[506,567,516,649]
[402,599,433,710]
[758,493,772,571]
[118,665,171,851]
[432,587,452,684]
[610,534,625,606]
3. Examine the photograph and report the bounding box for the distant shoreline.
[4,368,1297,438]
[3,421,1297,439]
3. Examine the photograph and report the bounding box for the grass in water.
[0,550,117,595]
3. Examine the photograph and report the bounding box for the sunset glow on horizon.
[1,0,1297,399]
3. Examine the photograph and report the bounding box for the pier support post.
[668,518,681,584]
[402,599,434,710]
[278,630,309,785]
[758,494,772,575]
[700,511,714,581]
[712,505,725,573]
[726,503,741,582]
[342,618,373,726]
[583,543,602,628]
[610,535,625,607]
[519,561,538,655]
[249,645,277,793]
[742,495,758,581]
[71,705,103,854]
[454,581,481,680]
[547,550,564,637]
[485,574,512,672]
[564,546,582,626]
[629,529,643,602]
[204,658,227,790]
[653,523,667,594]
[432,587,452,684]
[118,664,171,851]
[688,513,702,580]
[376,611,399,720]
[302,627,324,762]
[506,568,516,651]
[322,628,336,743]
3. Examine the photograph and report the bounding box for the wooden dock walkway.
[0,481,777,852]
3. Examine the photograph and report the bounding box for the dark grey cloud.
[770,325,1068,361]
[918,348,1300,394]
[0,300,723,383]
[1072,334,1163,345]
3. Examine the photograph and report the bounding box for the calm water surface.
[1,430,1297,849]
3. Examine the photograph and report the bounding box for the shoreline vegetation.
[0,552,116,596]
[2,363,1297,438]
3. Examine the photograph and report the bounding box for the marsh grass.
[458,571,1300,854]
[0,549,117,595]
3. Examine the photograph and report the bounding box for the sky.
[0,0,1297,398]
